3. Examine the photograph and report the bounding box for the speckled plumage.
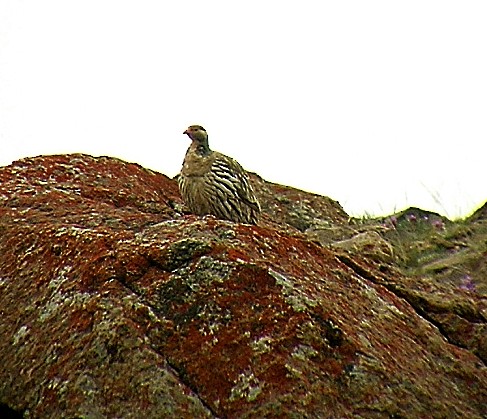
[179,125,260,224]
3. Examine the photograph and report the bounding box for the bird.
[178,125,261,224]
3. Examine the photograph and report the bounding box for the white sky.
[1,1,486,219]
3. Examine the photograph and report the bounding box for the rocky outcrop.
[0,154,485,418]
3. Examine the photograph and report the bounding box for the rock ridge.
[0,154,485,418]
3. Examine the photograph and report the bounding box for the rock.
[248,174,350,232]
[376,206,487,365]
[0,154,486,418]
[331,231,395,263]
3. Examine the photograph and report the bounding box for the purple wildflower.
[459,275,476,292]
[432,220,445,230]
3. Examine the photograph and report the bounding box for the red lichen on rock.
[0,154,486,418]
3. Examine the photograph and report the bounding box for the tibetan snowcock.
[179,125,261,224]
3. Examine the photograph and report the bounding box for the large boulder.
[0,154,485,418]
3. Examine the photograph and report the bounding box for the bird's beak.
[183,129,188,135]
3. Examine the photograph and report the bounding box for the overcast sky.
[1,1,486,219]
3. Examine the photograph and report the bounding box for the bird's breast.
[181,151,215,177]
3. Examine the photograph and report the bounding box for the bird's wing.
[211,154,261,212]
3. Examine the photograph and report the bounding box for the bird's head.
[183,125,208,144]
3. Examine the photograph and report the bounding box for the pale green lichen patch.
[268,268,317,312]
[229,369,262,402]
[250,335,273,355]
[12,325,29,346]
[291,344,319,361]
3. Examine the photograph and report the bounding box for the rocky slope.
[0,154,485,418]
